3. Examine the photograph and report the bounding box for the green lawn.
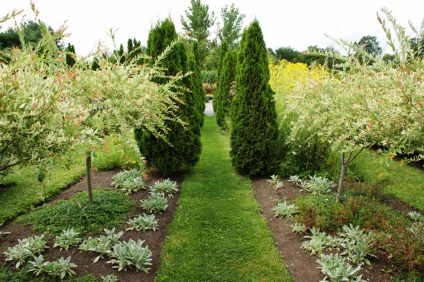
[351,150,424,211]
[0,154,85,224]
[155,116,291,282]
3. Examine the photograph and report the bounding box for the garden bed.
[252,177,418,282]
[0,169,182,281]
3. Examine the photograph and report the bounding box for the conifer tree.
[134,18,201,176]
[230,19,278,176]
[215,50,236,129]
[189,42,205,127]
[213,41,229,113]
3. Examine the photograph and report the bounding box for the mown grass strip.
[352,150,424,211]
[0,153,85,224]
[156,116,291,282]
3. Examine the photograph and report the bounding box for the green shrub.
[230,20,279,176]
[92,134,144,171]
[18,189,134,234]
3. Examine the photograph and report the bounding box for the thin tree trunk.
[86,153,93,205]
[336,160,347,203]
[336,151,353,203]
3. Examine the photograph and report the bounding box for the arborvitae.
[213,41,229,112]
[134,18,201,176]
[190,41,206,127]
[215,50,236,130]
[230,19,278,176]
[65,43,76,67]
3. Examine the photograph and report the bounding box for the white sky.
[1,0,423,56]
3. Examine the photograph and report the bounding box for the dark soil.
[0,170,418,281]
[251,177,404,282]
[0,169,182,282]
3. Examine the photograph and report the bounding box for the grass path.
[155,116,291,282]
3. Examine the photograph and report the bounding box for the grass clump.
[17,189,134,234]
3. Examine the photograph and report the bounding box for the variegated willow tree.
[0,8,188,204]
[283,8,424,202]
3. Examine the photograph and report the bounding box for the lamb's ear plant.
[317,253,365,282]
[28,255,77,280]
[0,224,11,239]
[150,178,178,197]
[273,201,299,218]
[288,175,303,186]
[141,193,168,213]
[338,224,376,266]
[126,214,158,232]
[53,228,82,250]
[300,175,334,195]
[4,234,48,269]
[106,239,152,272]
[291,222,307,234]
[79,228,124,263]
[268,174,284,190]
[408,211,424,222]
[102,274,118,282]
[302,227,338,255]
[112,169,145,194]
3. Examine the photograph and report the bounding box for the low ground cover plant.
[126,214,158,232]
[18,189,134,234]
[273,201,299,218]
[141,193,168,213]
[53,228,83,251]
[28,255,77,280]
[150,179,178,197]
[317,253,365,282]
[112,169,145,194]
[4,235,49,269]
[106,239,152,272]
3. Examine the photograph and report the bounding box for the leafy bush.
[28,255,77,280]
[273,201,299,218]
[18,189,134,234]
[126,214,158,231]
[92,134,144,171]
[150,179,178,197]
[106,239,152,272]
[141,193,168,213]
[317,253,365,282]
[4,234,48,269]
[53,228,83,250]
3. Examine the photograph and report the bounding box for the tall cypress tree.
[230,19,278,176]
[215,50,236,130]
[213,41,229,112]
[189,42,205,127]
[134,18,201,176]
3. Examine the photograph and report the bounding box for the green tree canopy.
[135,18,202,176]
[217,4,245,48]
[181,0,216,68]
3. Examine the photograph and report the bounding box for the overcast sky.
[1,0,423,56]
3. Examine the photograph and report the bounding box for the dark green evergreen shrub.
[134,18,201,176]
[230,19,278,176]
[214,50,237,130]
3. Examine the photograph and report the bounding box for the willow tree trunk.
[86,153,93,205]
